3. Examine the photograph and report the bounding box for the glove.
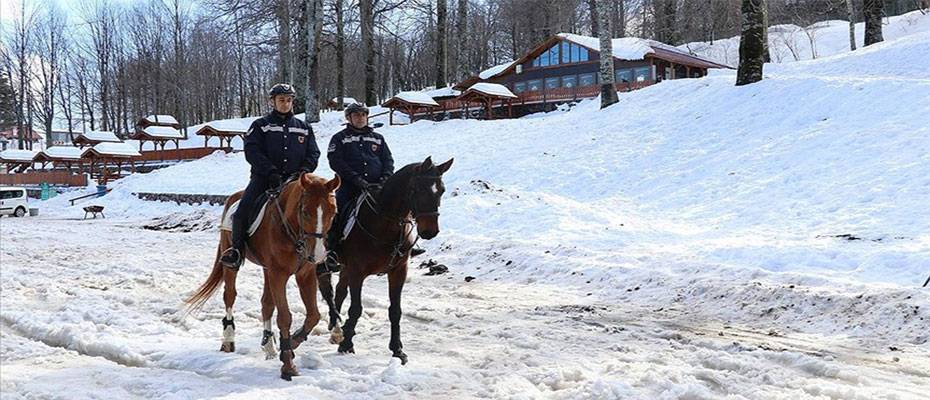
[268,173,283,189]
[379,174,392,185]
[352,176,371,191]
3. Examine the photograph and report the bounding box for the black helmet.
[344,103,369,118]
[269,83,296,97]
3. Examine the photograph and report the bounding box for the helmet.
[269,83,296,97]
[344,103,369,118]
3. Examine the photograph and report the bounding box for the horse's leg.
[319,273,344,344]
[338,275,365,354]
[387,265,408,364]
[269,271,298,380]
[220,248,238,353]
[260,269,277,360]
[291,266,321,350]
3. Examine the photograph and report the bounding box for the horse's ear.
[436,158,454,174]
[300,173,313,189]
[417,156,434,172]
[326,175,341,192]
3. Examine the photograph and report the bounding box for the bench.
[83,205,105,219]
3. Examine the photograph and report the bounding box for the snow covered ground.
[3,20,930,400]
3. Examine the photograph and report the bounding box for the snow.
[0,149,37,162]
[479,60,516,79]
[391,91,440,107]
[142,114,180,126]
[425,86,461,98]
[79,130,121,143]
[558,33,657,60]
[329,96,358,105]
[84,142,142,158]
[142,125,184,140]
[3,25,930,399]
[41,146,84,160]
[466,82,518,98]
[680,9,930,67]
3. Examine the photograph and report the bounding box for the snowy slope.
[681,9,930,66]
[3,23,929,400]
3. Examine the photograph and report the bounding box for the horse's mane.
[379,162,420,205]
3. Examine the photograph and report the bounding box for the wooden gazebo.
[195,122,247,148]
[382,92,440,125]
[130,126,183,152]
[81,142,141,184]
[326,97,358,110]
[72,131,121,148]
[33,146,85,173]
[456,83,518,120]
[0,149,37,173]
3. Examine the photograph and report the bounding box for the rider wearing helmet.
[220,83,321,269]
[318,103,395,271]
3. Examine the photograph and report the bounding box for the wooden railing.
[0,170,88,186]
[138,147,231,162]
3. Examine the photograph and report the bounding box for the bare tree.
[303,0,324,122]
[598,0,618,108]
[435,0,448,88]
[864,0,884,45]
[846,0,857,51]
[9,1,38,149]
[335,0,346,110]
[453,0,468,82]
[588,0,600,36]
[737,0,766,86]
[361,0,376,105]
[33,3,68,146]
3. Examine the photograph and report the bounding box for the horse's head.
[294,173,340,263]
[410,156,453,240]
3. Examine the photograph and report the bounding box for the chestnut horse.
[186,173,339,380]
[319,156,453,365]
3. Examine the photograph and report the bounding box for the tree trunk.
[737,0,766,86]
[454,0,468,82]
[846,0,857,51]
[336,0,345,110]
[864,0,884,46]
[598,0,618,108]
[588,0,599,37]
[360,0,376,105]
[613,0,625,38]
[276,0,292,83]
[304,0,323,123]
[436,0,448,89]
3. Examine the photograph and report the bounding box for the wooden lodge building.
[387,33,730,122]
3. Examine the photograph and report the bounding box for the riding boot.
[316,228,342,275]
[220,213,247,269]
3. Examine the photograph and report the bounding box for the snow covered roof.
[40,146,84,160]
[83,142,141,158]
[425,86,461,98]
[141,126,183,139]
[330,97,358,105]
[479,60,516,79]
[557,33,656,60]
[0,149,37,162]
[387,91,440,107]
[77,130,121,143]
[465,82,518,99]
[141,115,179,126]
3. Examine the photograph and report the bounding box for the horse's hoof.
[338,344,354,354]
[393,351,408,365]
[220,342,235,353]
[280,369,299,381]
[329,331,344,345]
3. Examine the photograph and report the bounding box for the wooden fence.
[0,171,88,186]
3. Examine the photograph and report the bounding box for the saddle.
[219,191,271,237]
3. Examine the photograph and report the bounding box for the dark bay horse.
[320,156,453,365]
[186,173,340,380]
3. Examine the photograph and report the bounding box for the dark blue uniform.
[327,125,394,220]
[234,110,320,247]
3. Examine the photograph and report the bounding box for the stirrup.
[316,253,341,275]
[220,248,243,269]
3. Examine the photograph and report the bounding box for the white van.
[0,187,29,217]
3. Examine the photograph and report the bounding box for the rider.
[220,83,321,269]
[319,103,394,271]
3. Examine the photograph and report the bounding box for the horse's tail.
[184,237,226,313]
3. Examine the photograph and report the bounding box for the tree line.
[1,0,927,150]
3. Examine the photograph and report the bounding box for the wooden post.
[508,100,513,118]
[485,98,493,120]
[686,66,691,78]
[389,107,394,125]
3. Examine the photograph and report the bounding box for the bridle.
[270,183,326,269]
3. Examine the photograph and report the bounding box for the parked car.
[0,186,29,217]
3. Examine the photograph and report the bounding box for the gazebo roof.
[36,146,84,161]
[195,120,249,136]
[132,125,183,140]
[138,114,181,128]
[82,142,142,159]
[383,91,440,108]
[463,83,518,99]
[74,130,121,145]
[0,149,37,163]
